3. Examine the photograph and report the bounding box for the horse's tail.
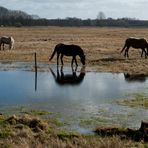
[49,48,57,61]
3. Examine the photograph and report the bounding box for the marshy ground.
[0,27,148,147]
[0,111,147,147]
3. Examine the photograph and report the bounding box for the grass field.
[1,27,148,73]
[0,27,148,147]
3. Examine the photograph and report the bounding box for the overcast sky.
[0,0,148,20]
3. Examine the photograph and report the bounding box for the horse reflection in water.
[49,66,85,85]
[124,73,147,82]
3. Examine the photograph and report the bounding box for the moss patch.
[80,117,110,127]
[21,109,52,116]
[117,93,148,108]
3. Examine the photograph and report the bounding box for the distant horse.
[0,36,15,50]
[49,66,85,85]
[49,43,85,66]
[120,37,148,58]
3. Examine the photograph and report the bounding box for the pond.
[0,62,147,134]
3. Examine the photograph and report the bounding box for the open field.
[1,27,148,73]
[0,27,148,147]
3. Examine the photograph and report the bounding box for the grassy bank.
[0,110,147,148]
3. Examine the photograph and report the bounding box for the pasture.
[0,27,148,73]
[0,27,148,147]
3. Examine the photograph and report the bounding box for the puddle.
[0,62,147,134]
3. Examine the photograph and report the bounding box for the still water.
[0,62,147,134]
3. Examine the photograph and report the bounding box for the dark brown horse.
[120,37,148,58]
[49,43,85,66]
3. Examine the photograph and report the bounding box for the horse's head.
[80,54,85,65]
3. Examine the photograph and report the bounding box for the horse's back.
[57,43,83,55]
[126,37,148,48]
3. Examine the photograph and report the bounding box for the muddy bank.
[95,121,148,142]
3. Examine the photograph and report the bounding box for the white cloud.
[0,0,148,19]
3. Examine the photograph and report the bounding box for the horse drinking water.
[120,37,148,58]
[49,43,85,66]
[0,36,15,50]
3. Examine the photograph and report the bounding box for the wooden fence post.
[34,52,37,91]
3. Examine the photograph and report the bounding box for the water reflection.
[35,68,37,91]
[124,73,147,82]
[49,66,85,85]
[0,63,148,134]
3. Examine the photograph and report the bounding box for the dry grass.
[0,114,146,148]
[0,26,148,147]
[1,27,148,73]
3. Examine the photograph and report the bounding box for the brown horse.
[49,43,85,66]
[120,37,148,58]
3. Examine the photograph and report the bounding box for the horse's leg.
[125,47,130,58]
[142,48,147,58]
[2,43,4,50]
[141,48,144,57]
[10,43,13,50]
[127,49,129,58]
[60,54,64,65]
[57,66,60,80]
[74,57,78,67]
[57,53,60,66]
[124,48,128,57]
[9,44,11,50]
[141,50,143,57]
[121,43,127,54]
[71,57,74,67]
[146,48,148,56]
[60,68,64,79]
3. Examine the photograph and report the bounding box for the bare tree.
[97,11,106,20]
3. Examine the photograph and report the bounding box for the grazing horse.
[120,37,148,58]
[49,43,85,66]
[49,66,85,85]
[0,36,15,50]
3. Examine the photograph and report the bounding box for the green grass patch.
[57,130,79,139]
[21,109,52,116]
[0,128,12,138]
[80,117,110,127]
[0,115,5,125]
[118,93,148,108]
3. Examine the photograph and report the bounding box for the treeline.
[2,16,148,27]
[0,17,49,27]
[48,18,148,27]
[0,6,48,27]
[1,6,148,27]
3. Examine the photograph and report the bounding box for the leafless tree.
[97,11,106,20]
